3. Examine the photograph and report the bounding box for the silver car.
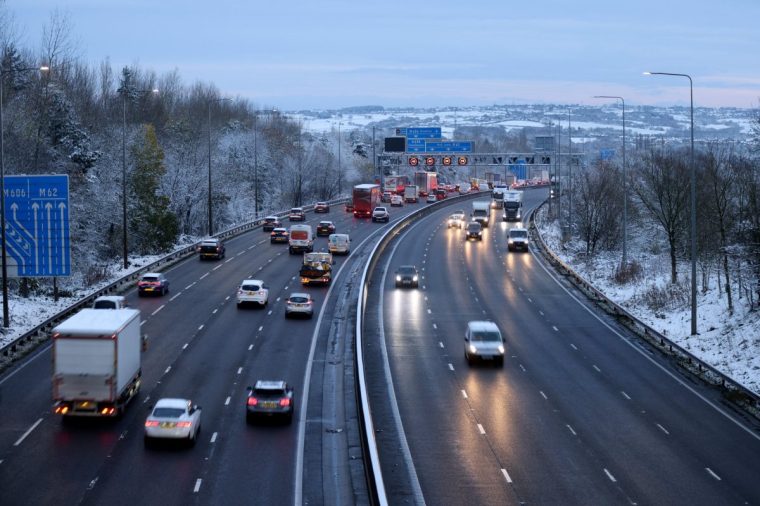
[464,321,506,366]
[285,293,314,319]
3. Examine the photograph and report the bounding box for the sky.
[4,0,760,110]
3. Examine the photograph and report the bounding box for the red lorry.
[352,184,381,218]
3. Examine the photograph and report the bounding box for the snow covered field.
[534,204,760,397]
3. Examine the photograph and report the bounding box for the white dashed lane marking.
[14,418,42,446]
[604,469,617,482]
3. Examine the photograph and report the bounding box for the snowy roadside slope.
[534,205,760,397]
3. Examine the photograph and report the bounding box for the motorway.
[363,189,760,505]
[0,198,432,506]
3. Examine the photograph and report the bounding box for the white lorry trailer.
[502,190,524,221]
[52,308,142,417]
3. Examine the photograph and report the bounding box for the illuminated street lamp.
[593,95,627,267]
[644,71,697,336]
[0,64,49,327]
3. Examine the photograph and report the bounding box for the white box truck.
[404,185,419,203]
[52,308,142,417]
[471,200,491,227]
[288,224,314,254]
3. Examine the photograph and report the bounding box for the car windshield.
[242,283,260,291]
[142,276,159,282]
[265,217,277,222]
[289,296,309,303]
[467,224,480,231]
[319,222,331,226]
[471,331,501,342]
[152,407,185,418]
[200,244,218,251]
[510,230,528,238]
[398,267,416,275]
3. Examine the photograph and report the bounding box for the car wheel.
[497,356,504,367]
[285,311,291,319]
[144,435,152,448]
[285,412,293,424]
[246,413,253,424]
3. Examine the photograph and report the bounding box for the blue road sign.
[600,148,616,160]
[396,127,442,139]
[508,160,527,180]
[424,141,472,153]
[406,139,427,153]
[3,175,70,277]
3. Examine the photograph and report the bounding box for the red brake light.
[279,398,291,407]
[247,397,258,406]
[177,421,192,428]
[145,420,159,427]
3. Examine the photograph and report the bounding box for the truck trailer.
[413,171,438,197]
[471,200,491,227]
[353,184,381,218]
[503,190,524,221]
[300,252,333,285]
[52,308,142,417]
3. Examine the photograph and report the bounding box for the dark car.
[137,272,169,296]
[198,238,225,260]
[246,380,294,424]
[270,227,289,244]
[345,202,354,213]
[316,221,336,236]
[314,202,330,213]
[465,222,483,241]
[262,215,281,231]
[381,191,393,203]
[395,265,419,288]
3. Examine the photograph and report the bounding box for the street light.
[0,64,49,327]
[121,87,158,269]
[337,121,342,196]
[207,97,231,236]
[593,95,627,267]
[644,71,697,336]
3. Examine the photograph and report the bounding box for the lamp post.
[593,95,627,267]
[0,64,49,328]
[253,111,259,220]
[207,97,230,236]
[121,87,158,269]
[567,109,572,236]
[337,121,342,196]
[644,71,697,336]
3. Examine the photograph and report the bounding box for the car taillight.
[279,398,291,407]
[177,421,192,428]
[145,420,160,427]
[247,397,258,406]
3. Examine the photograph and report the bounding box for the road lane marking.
[426,309,432,314]
[248,344,253,350]
[570,343,578,350]
[539,310,544,316]
[528,297,532,303]
[593,365,601,373]
[182,343,188,350]
[621,391,631,400]
[151,305,165,316]
[268,310,273,315]
[14,418,43,446]
[461,390,468,399]
[566,424,577,436]
[604,469,617,482]
[169,293,182,301]
[193,479,202,493]
[519,364,526,372]
[237,367,243,375]
[501,468,513,483]
[657,423,670,435]
[448,363,454,371]
[439,342,444,348]
[540,391,547,400]
[552,325,559,331]
[185,282,196,290]
[706,468,721,481]
[164,366,171,374]
[198,325,204,330]
[477,424,485,435]
[258,326,263,332]
[212,309,218,314]
[210,432,218,443]
[432,323,437,329]
[225,397,231,406]
[200,273,209,280]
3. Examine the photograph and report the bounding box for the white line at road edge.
[372,219,430,506]
[531,236,760,443]
[294,225,393,506]
[14,418,43,446]
[193,479,202,493]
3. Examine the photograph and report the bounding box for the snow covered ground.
[534,204,760,397]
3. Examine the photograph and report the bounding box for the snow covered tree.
[129,124,178,253]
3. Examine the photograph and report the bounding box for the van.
[328,233,350,255]
[93,295,128,309]
[289,224,314,254]
[464,321,505,366]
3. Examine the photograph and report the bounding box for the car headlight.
[412,275,418,281]
[498,345,505,354]
[396,275,401,282]
[468,344,478,354]
[508,238,514,244]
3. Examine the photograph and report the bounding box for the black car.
[246,380,294,424]
[270,227,289,244]
[316,221,336,236]
[262,216,281,231]
[198,238,225,260]
[465,222,483,241]
[395,265,419,288]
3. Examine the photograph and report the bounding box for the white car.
[390,194,403,207]
[285,292,314,319]
[236,279,269,308]
[372,206,390,223]
[144,398,202,447]
[92,295,128,309]
[426,194,437,203]
[328,233,351,255]
[447,211,466,229]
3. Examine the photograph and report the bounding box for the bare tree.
[632,149,690,283]
[574,159,623,255]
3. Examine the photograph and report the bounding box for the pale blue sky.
[5,0,760,109]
